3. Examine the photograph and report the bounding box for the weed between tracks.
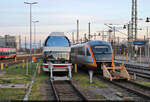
[135,81,150,87]
[29,67,49,100]
[72,73,107,89]
[0,62,37,100]
[72,72,106,99]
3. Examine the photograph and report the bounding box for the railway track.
[50,80,88,101]
[98,75,150,101]
[129,72,150,80]
[111,81,150,100]
[115,61,150,71]
[115,62,150,80]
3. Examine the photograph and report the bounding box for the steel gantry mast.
[77,20,79,43]
[131,0,137,41]
[130,0,137,59]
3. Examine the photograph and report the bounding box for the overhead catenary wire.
[104,23,128,36]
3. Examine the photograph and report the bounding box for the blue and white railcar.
[43,32,72,80]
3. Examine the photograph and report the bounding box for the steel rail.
[127,81,150,90]
[109,81,150,100]
[50,80,60,101]
[127,69,150,76]
[129,72,150,80]
[98,75,150,100]
[69,81,88,101]
[50,80,88,101]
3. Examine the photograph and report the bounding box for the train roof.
[88,40,110,45]
[49,32,65,36]
[71,40,111,47]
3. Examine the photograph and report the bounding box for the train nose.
[94,55,112,62]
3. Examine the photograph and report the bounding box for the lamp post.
[24,2,38,68]
[123,22,131,61]
[105,24,118,59]
[146,17,150,62]
[32,20,39,55]
[146,17,150,38]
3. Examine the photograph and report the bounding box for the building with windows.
[0,35,16,48]
[0,36,5,47]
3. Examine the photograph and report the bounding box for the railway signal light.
[146,17,150,22]
[123,25,126,29]
[98,33,101,36]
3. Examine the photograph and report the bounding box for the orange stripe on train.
[87,44,97,67]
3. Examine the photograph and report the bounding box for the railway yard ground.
[0,56,150,101]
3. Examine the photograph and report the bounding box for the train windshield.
[91,45,112,54]
[45,36,70,47]
[44,51,70,63]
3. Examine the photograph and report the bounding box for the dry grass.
[72,73,107,89]
[135,81,150,87]
[29,69,49,100]
[0,62,37,100]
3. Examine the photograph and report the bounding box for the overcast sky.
[0,0,150,47]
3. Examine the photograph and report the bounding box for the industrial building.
[0,35,16,48]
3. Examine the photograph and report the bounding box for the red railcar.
[0,48,16,59]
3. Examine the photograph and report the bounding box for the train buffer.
[49,62,72,80]
[101,64,130,81]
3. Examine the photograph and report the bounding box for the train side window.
[81,47,83,55]
[81,47,85,56]
[86,48,90,56]
[78,47,80,55]
[79,47,82,55]
[76,47,78,54]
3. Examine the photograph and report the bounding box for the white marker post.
[68,65,72,80]
[89,70,93,84]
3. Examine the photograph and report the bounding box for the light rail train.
[71,40,112,72]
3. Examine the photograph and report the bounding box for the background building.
[0,35,16,48]
[0,36,5,47]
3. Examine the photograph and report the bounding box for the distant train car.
[0,48,16,59]
[71,40,112,71]
[43,32,72,79]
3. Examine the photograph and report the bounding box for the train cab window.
[86,48,90,56]
[92,45,111,54]
[45,36,70,47]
